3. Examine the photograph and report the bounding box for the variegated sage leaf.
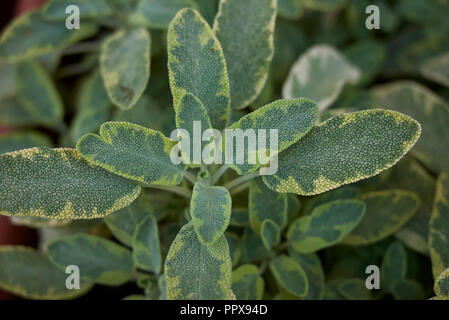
[430,172,449,279]
[303,185,360,216]
[101,28,151,110]
[283,45,360,111]
[287,199,365,254]
[0,147,140,219]
[17,60,64,127]
[338,278,372,300]
[213,0,276,110]
[372,81,449,173]
[227,98,318,175]
[168,8,230,130]
[269,255,309,298]
[435,268,449,299]
[47,234,133,286]
[0,246,93,299]
[0,131,51,154]
[278,0,304,20]
[191,179,232,245]
[289,249,325,300]
[249,177,287,234]
[261,219,280,250]
[0,10,97,62]
[421,52,449,88]
[342,190,419,246]
[165,222,232,300]
[263,109,421,196]
[381,241,407,293]
[43,0,112,20]
[232,264,264,300]
[77,122,185,186]
[133,215,161,274]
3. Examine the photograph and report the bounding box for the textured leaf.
[0,147,140,219]
[261,219,280,250]
[165,222,232,300]
[435,268,449,299]
[227,98,318,175]
[289,249,325,300]
[430,172,449,279]
[0,246,92,299]
[269,255,309,298]
[70,71,111,142]
[342,190,419,246]
[0,10,97,62]
[278,0,304,20]
[338,278,372,300]
[133,215,161,274]
[213,0,276,109]
[263,109,421,196]
[101,28,151,110]
[17,60,63,126]
[77,122,185,186]
[249,177,287,234]
[168,8,230,129]
[303,185,360,216]
[372,81,449,173]
[43,0,112,20]
[392,279,424,300]
[288,199,365,253]
[232,264,264,300]
[421,52,449,88]
[283,45,360,111]
[381,241,407,293]
[47,234,133,286]
[0,131,51,154]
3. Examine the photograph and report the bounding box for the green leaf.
[0,61,16,100]
[232,264,264,300]
[303,0,346,11]
[0,10,97,62]
[168,8,230,130]
[104,192,154,247]
[269,255,309,298]
[227,98,318,175]
[194,0,219,25]
[0,131,52,154]
[286,194,301,224]
[77,121,185,186]
[47,234,133,286]
[287,199,365,253]
[191,178,231,245]
[303,185,360,216]
[342,190,419,246]
[129,0,198,29]
[289,250,325,300]
[372,81,449,173]
[213,0,276,110]
[435,267,449,299]
[430,172,449,279]
[261,219,280,250]
[263,109,422,195]
[226,232,241,267]
[421,52,449,88]
[0,147,140,219]
[241,227,270,263]
[133,215,162,274]
[230,207,249,227]
[0,246,92,299]
[278,0,304,20]
[392,279,424,300]
[338,278,372,300]
[381,241,407,293]
[43,0,112,20]
[249,177,287,234]
[101,28,151,110]
[165,222,232,300]
[17,60,64,126]
[283,45,360,111]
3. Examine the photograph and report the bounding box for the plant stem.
[229,181,250,196]
[211,164,229,185]
[144,184,192,199]
[183,171,197,185]
[223,171,259,191]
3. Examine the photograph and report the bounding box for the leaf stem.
[223,171,259,191]
[211,164,230,185]
[183,171,197,185]
[144,184,192,199]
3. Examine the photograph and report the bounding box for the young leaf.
[287,199,365,253]
[17,60,64,127]
[429,172,449,279]
[0,10,97,62]
[338,278,372,300]
[191,179,232,245]
[283,45,360,111]
[47,234,133,286]
[227,98,318,175]
[232,264,264,300]
[249,177,287,234]
[263,109,421,196]
[261,219,280,250]
[165,222,232,300]
[43,0,112,20]
[269,255,309,298]
[302,185,360,216]
[213,0,276,109]
[372,81,449,173]
[168,8,230,130]
[278,0,304,20]
[77,122,185,186]
[342,190,419,246]
[289,249,325,300]
[381,241,407,293]
[0,131,51,154]
[0,246,92,299]
[0,147,140,219]
[435,268,449,299]
[101,28,151,110]
[421,52,449,88]
[133,215,162,274]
